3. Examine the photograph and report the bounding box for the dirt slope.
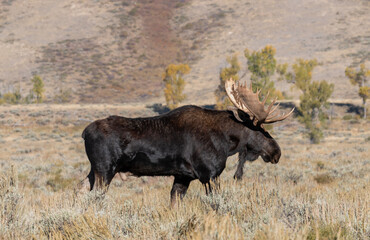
[0,0,186,103]
[173,0,370,104]
[0,0,369,104]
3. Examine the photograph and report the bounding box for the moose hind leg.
[212,177,220,192]
[203,182,209,195]
[92,169,116,192]
[170,177,191,207]
[85,169,95,191]
[204,180,217,195]
[75,169,93,194]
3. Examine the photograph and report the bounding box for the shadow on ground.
[335,103,363,115]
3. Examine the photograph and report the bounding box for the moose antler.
[225,78,294,126]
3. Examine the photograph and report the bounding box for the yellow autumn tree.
[163,64,190,110]
[31,75,45,103]
[288,59,334,143]
[345,63,370,119]
[244,45,283,101]
[214,54,240,110]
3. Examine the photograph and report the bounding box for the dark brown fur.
[81,105,281,205]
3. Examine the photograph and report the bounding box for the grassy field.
[0,104,369,239]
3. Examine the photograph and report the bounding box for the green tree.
[24,90,35,104]
[244,45,281,101]
[163,64,190,110]
[31,75,45,103]
[288,59,334,143]
[214,53,240,110]
[2,92,19,104]
[345,63,370,118]
[54,88,72,103]
[299,81,334,143]
[0,87,22,104]
[276,63,289,81]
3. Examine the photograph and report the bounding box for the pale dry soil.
[0,104,369,239]
[0,0,369,104]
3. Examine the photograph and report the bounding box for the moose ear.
[227,106,246,122]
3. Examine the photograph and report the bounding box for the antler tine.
[225,78,251,115]
[265,107,295,123]
[262,91,270,105]
[265,97,277,114]
[268,102,280,115]
[256,89,260,99]
[265,111,280,121]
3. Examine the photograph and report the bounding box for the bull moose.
[81,79,294,205]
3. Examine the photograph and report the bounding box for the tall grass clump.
[0,166,24,239]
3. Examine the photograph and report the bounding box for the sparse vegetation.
[306,222,350,240]
[0,76,46,104]
[31,75,45,103]
[285,59,334,143]
[345,63,370,118]
[1,0,368,104]
[128,7,138,16]
[314,173,334,184]
[53,88,72,103]
[244,45,281,101]
[46,168,75,192]
[163,63,190,110]
[0,88,22,104]
[214,53,240,110]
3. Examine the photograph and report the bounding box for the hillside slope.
[174,0,370,104]
[0,0,185,103]
[0,0,369,104]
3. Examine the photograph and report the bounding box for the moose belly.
[123,152,195,178]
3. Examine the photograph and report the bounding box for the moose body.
[81,79,293,205]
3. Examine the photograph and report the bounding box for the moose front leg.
[234,151,247,180]
[170,176,191,207]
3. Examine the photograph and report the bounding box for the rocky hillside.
[0,0,369,104]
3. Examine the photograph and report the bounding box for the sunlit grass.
[0,109,369,239]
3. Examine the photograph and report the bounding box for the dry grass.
[0,105,369,239]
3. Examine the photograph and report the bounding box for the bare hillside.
[173,0,370,104]
[0,0,369,104]
[0,0,186,103]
